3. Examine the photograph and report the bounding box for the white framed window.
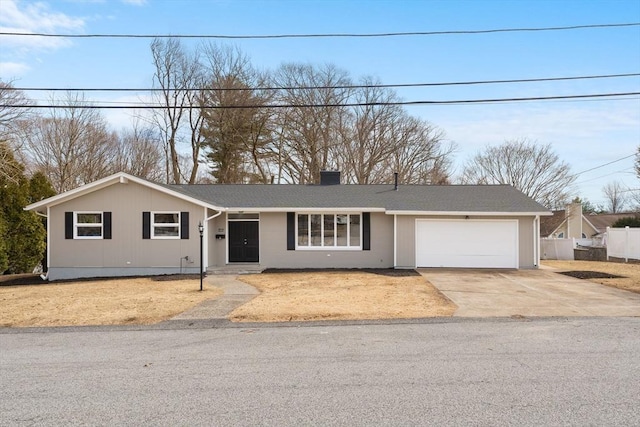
[296,213,361,249]
[152,212,180,239]
[74,212,103,239]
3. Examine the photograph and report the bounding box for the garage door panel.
[416,219,518,268]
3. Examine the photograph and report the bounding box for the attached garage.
[415,219,519,268]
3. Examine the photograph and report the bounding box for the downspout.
[393,214,397,268]
[533,215,540,268]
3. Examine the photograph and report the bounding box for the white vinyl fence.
[607,227,640,262]
[541,238,576,260]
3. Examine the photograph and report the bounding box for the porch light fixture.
[198,222,204,291]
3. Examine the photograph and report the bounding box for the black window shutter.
[142,212,151,239]
[363,212,371,251]
[180,212,189,239]
[287,212,295,250]
[103,212,112,239]
[65,212,73,239]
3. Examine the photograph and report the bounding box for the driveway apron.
[419,268,640,317]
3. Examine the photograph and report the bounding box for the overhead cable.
[1,22,638,39]
[6,73,640,93]
[2,92,638,110]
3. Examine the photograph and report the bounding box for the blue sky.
[1,0,639,207]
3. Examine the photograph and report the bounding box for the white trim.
[387,210,552,216]
[73,211,103,239]
[533,215,539,267]
[151,211,181,239]
[225,207,384,213]
[294,212,362,250]
[25,172,226,212]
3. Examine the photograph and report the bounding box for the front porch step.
[207,265,265,275]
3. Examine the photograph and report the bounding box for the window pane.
[154,213,179,224]
[77,226,102,237]
[324,214,334,246]
[350,214,361,246]
[336,214,347,246]
[77,213,101,224]
[228,213,259,220]
[154,226,179,237]
[310,214,322,246]
[298,214,308,246]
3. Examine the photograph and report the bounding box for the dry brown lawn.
[230,270,456,322]
[0,276,222,327]
[542,260,640,294]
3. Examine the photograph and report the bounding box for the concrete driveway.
[419,268,640,317]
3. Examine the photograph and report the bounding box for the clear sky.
[1,0,639,208]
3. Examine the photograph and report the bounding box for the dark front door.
[228,221,259,263]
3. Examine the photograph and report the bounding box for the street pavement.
[1,317,639,426]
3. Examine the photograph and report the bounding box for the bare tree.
[0,81,32,183]
[150,38,203,184]
[113,120,164,181]
[20,93,118,192]
[272,63,352,184]
[460,138,575,208]
[602,181,628,213]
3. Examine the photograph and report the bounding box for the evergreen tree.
[0,142,46,274]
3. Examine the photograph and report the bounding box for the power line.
[573,154,637,177]
[3,92,638,109]
[2,22,638,39]
[7,73,640,93]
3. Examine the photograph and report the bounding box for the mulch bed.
[0,273,200,286]
[559,270,625,280]
[261,268,420,277]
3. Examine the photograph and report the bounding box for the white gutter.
[34,208,50,280]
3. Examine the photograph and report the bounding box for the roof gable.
[25,172,225,213]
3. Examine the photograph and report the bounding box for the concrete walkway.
[170,275,259,321]
[419,268,640,317]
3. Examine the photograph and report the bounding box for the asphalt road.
[1,318,639,426]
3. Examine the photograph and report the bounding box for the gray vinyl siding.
[258,212,394,269]
[48,181,205,280]
[395,215,536,269]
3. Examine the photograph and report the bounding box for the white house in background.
[26,171,551,281]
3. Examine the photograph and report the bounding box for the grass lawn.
[231,270,457,322]
[0,276,222,327]
[541,260,640,294]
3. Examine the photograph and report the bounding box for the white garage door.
[416,219,518,268]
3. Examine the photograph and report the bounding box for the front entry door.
[228,221,259,263]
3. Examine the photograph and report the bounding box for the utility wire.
[2,23,638,39]
[8,73,640,93]
[572,154,637,177]
[3,92,638,109]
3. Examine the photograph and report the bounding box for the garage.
[415,219,518,268]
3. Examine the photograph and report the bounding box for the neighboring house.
[26,171,551,281]
[540,203,598,239]
[540,202,635,240]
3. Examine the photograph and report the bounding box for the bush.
[611,216,640,228]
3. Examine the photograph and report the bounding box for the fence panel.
[607,227,640,261]
[541,238,575,260]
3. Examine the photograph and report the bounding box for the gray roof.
[170,183,549,214]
